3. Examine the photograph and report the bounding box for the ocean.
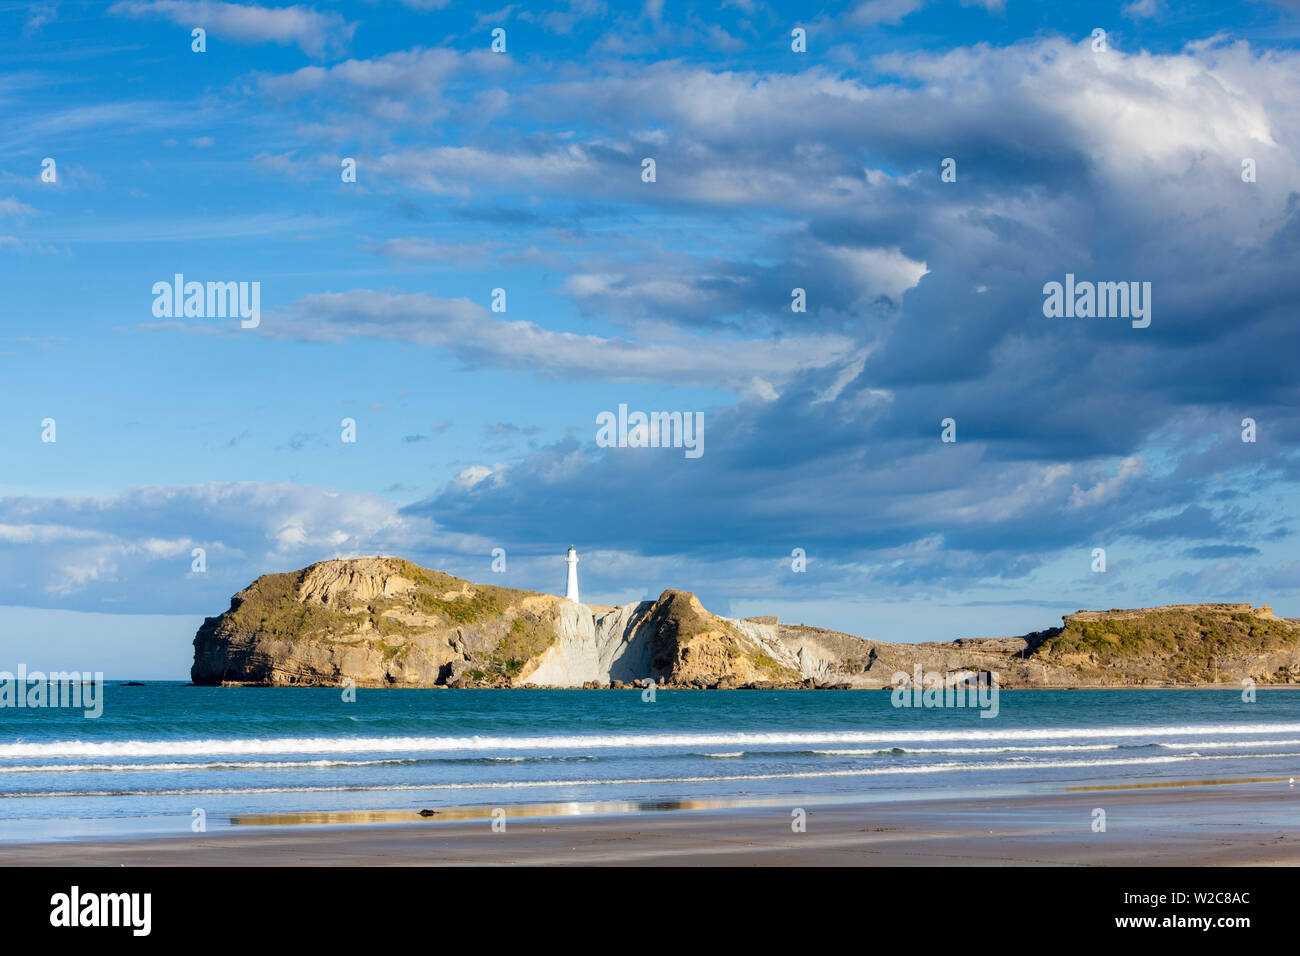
[3,685,1300,841]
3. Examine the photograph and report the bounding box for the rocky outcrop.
[190,558,569,687]
[191,560,803,688]
[519,591,802,688]
[192,557,1300,688]
[1033,603,1300,685]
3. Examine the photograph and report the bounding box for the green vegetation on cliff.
[413,587,506,625]
[194,557,1300,690]
[1035,608,1300,682]
[487,614,557,678]
[224,569,366,640]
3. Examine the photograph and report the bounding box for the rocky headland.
[190,557,1300,689]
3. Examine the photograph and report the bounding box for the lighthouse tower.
[564,545,580,603]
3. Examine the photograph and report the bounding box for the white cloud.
[824,244,929,304]
[0,197,37,218]
[258,289,854,392]
[1123,0,1162,19]
[846,0,924,27]
[0,482,486,611]
[1069,457,1146,509]
[108,0,354,58]
[376,237,498,266]
[25,3,57,34]
[453,465,497,489]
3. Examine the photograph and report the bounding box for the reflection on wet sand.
[232,794,804,827]
[233,774,1300,827]
[1067,775,1291,792]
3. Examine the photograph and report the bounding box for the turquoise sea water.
[3,685,1300,841]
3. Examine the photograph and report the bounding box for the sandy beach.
[4,781,1298,866]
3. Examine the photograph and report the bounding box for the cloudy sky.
[3,0,1299,677]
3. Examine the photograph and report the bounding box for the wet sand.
[3,781,1299,866]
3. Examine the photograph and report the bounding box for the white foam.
[6,722,1300,759]
[0,758,412,774]
[13,750,1300,800]
[812,744,1121,755]
[1158,739,1300,750]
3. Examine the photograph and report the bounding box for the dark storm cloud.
[401,37,1300,596]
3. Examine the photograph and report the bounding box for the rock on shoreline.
[191,557,1300,689]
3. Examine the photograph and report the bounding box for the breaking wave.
[6,722,1300,760]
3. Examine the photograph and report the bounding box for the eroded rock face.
[191,558,1300,688]
[643,591,803,687]
[190,560,802,688]
[519,601,655,686]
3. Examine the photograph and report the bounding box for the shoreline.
[5,781,1298,866]
[196,683,1300,690]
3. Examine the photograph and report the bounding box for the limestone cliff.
[191,558,1300,689]
[190,559,801,688]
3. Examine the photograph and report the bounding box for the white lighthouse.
[564,545,580,603]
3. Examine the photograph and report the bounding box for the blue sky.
[3,0,1300,678]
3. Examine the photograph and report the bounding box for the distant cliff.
[1033,604,1300,684]
[191,558,1300,689]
